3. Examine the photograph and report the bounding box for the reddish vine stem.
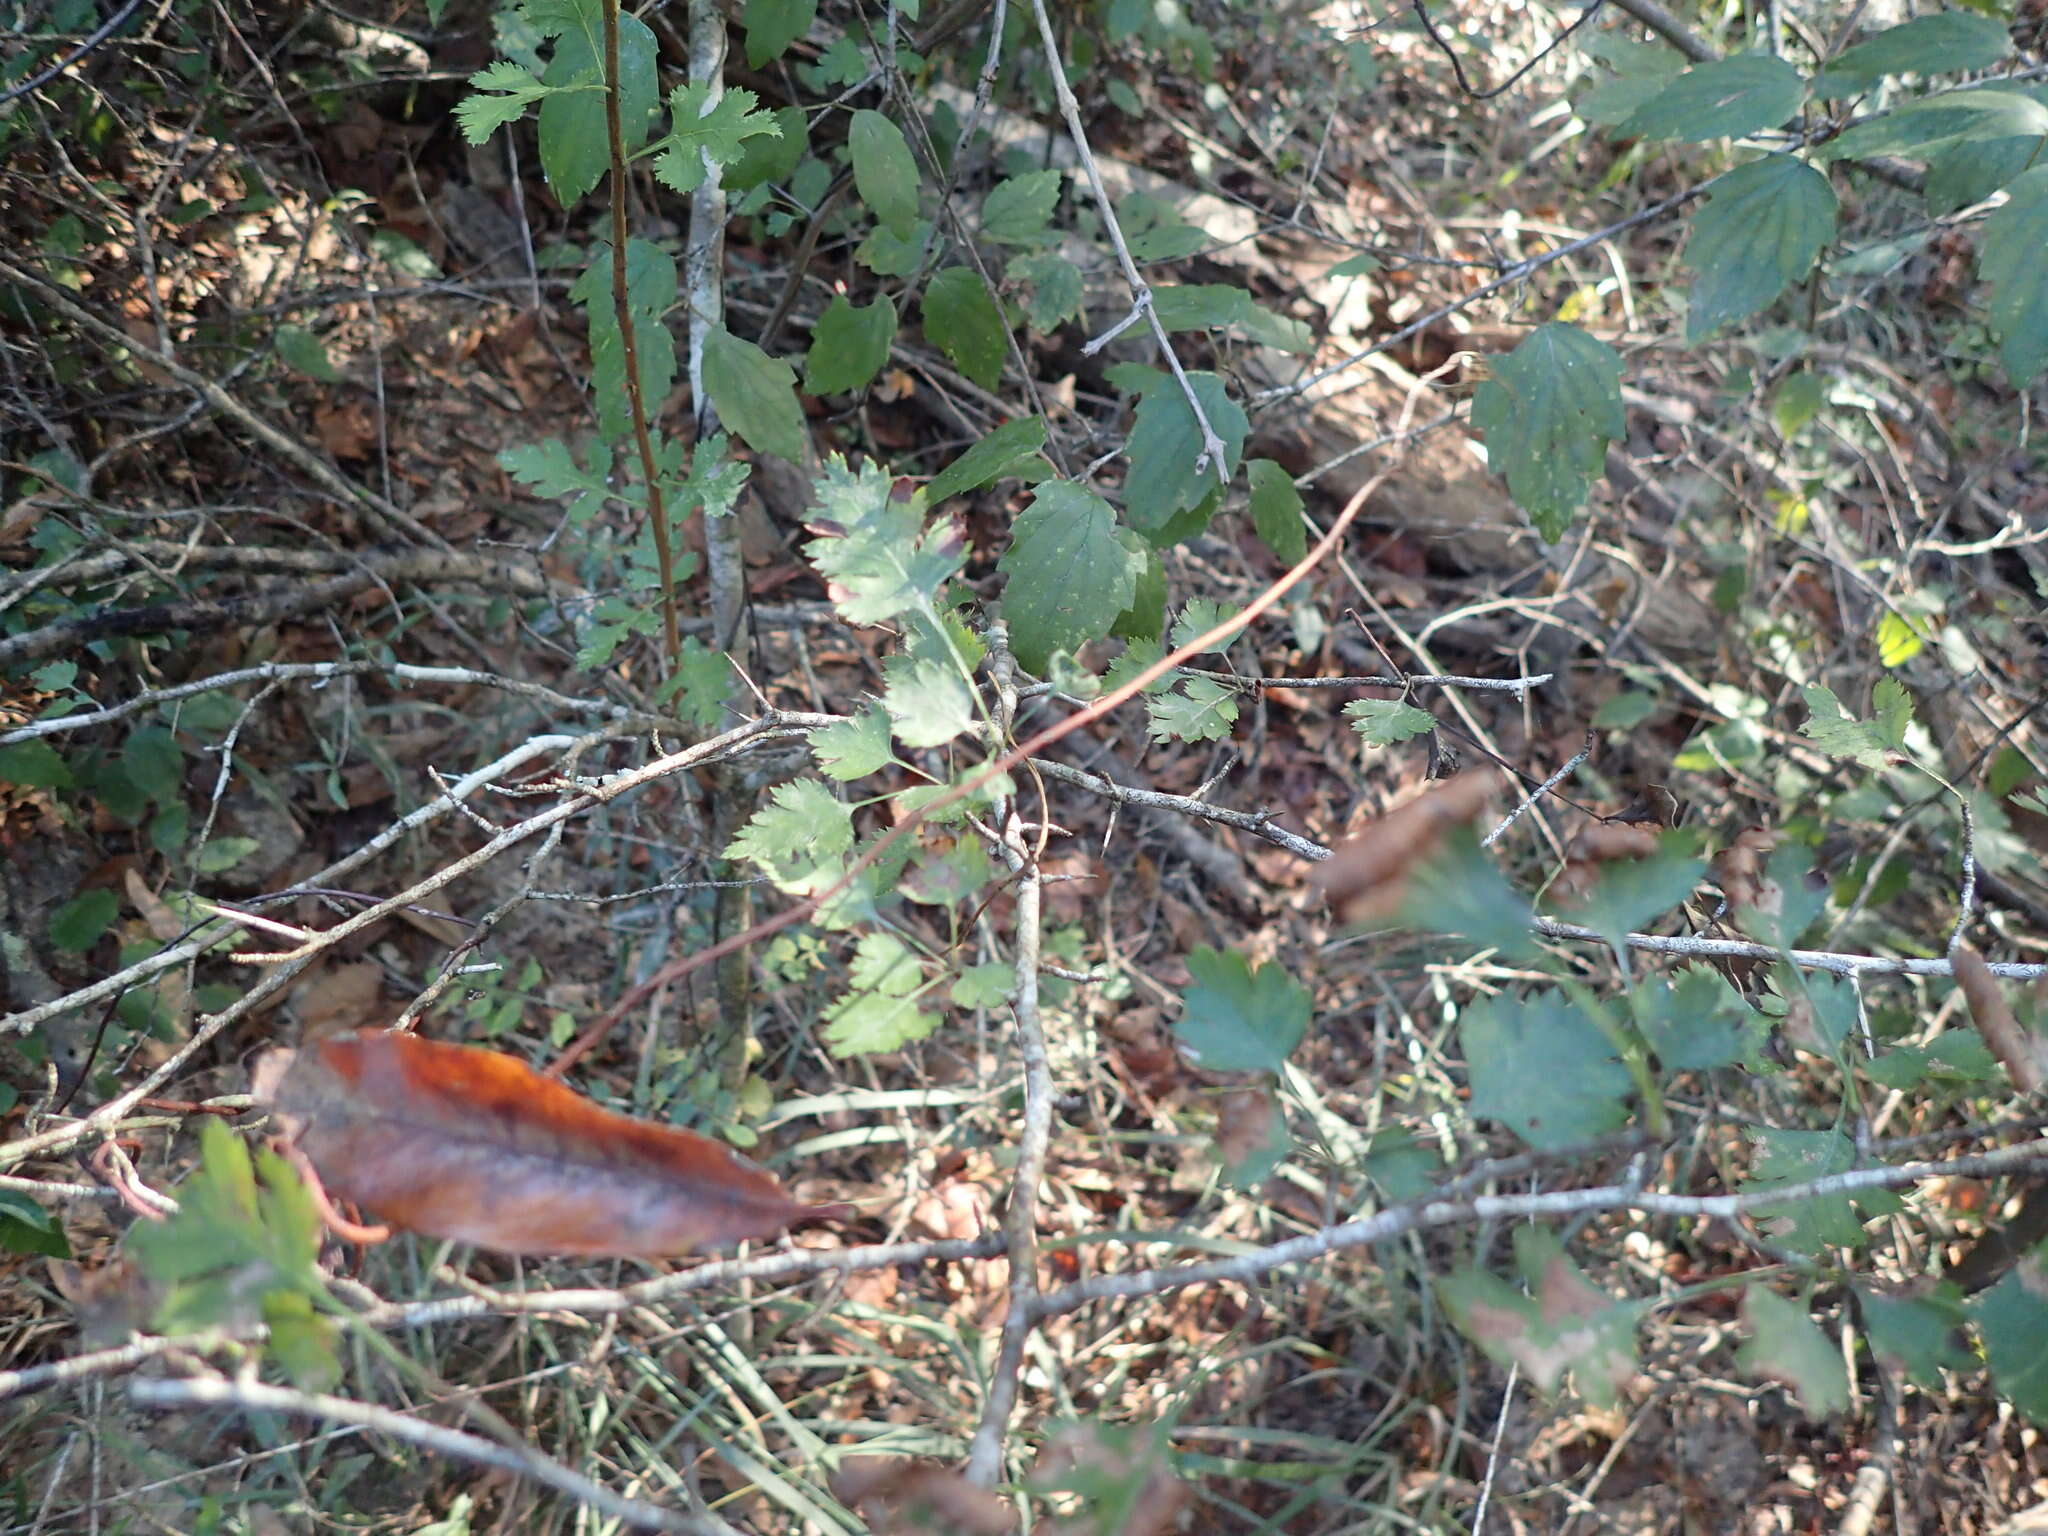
[547,467,1393,1076]
[602,0,679,663]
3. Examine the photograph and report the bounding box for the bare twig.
[1484,733,1594,848]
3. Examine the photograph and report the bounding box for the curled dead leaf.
[831,1459,1014,1536]
[1315,770,1501,925]
[1953,943,2047,1095]
[1710,827,1779,917]
[253,1030,849,1258]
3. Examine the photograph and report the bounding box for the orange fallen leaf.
[252,1030,849,1258]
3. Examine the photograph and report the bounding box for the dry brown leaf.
[1314,770,1501,925]
[831,1460,1013,1535]
[1954,943,2046,1095]
[1710,827,1779,916]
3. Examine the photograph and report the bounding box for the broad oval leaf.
[703,324,808,463]
[998,480,1142,671]
[743,0,815,67]
[1621,53,1807,143]
[1684,154,1837,340]
[849,108,921,239]
[1979,165,2048,384]
[1246,457,1306,563]
[1122,372,1248,541]
[1470,322,1622,542]
[922,268,1009,389]
[252,1032,847,1257]
[926,415,1048,502]
[1926,135,2045,217]
[804,293,897,395]
[1821,88,2048,162]
[982,169,1063,245]
[539,7,659,206]
[1814,11,2013,99]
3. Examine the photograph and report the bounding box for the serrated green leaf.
[1636,966,1762,1072]
[454,60,553,144]
[923,267,1008,390]
[1145,676,1240,743]
[1820,88,2048,163]
[742,0,814,67]
[806,456,964,625]
[538,2,658,205]
[499,437,613,524]
[1980,164,2048,384]
[650,84,781,196]
[804,293,897,395]
[849,108,921,238]
[1470,322,1622,541]
[728,104,808,191]
[822,932,938,1055]
[1684,155,1836,340]
[1462,991,1633,1149]
[982,169,1063,244]
[998,480,1141,672]
[662,636,732,729]
[1814,11,2012,97]
[951,961,1014,1009]
[1926,134,2043,216]
[1246,458,1306,563]
[0,740,74,789]
[882,651,974,748]
[274,324,338,382]
[1008,251,1085,331]
[1973,1261,2048,1422]
[1122,372,1247,540]
[569,239,677,442]
[927,416,1047,502]
[726,779,854,887]
[1621,53,1807,142]
[1738,1286,1847,1416]
[1167,597,1242,654]
[1861,1286,1971,1388]
[50,889,117,953]
[1801,683,1896,768]
[811,708,896,780]
[1110,539,1166,643]
[1172,946,1311,1074]
[703,324,807,463]
[1572,842,1705,945]
[1742,1126,1869,1253]
[1345,698,1435,747]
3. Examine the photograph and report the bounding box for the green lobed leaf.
[804,293,898,395]
[1122,372,1248,541]
[927,416,1047,502]
[981,169,1063,244]
[1738,1286,1848,1417]
[998,480,1142,672]
[702,324,807,463]
[499,437,613,525]
[1742,1126,1870,1254]
[922,267,1009,390]
[951,961,1014,1009]
[1008,251,1085,332]
[806,456,965,625]
[1635,966,1762,1072]
[1246,458,1306,563]
[1345,698,1435,747]
[454,60,554,143]
[1801,682,1902,768]
[742,0,815,67]
[1145,676,1240,743]
[538,1,659,206]
[811,708,896,780]
[1684,155,1837,340]
[727,104,808,191]
[569,239,677,443]
[1621,53,1807,143]
[822,931,940,1055]
[1572,842,1705,946]
[1172,946,1312,1075]
[649,84,782,196]
[849,108,921,238]
[1979,165,2048,384]
[1813,11,2013,98]
[1463,991,1633,1149]
[1470,322,1623,541]
[881,650,975,748]
[726,779,854,887]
